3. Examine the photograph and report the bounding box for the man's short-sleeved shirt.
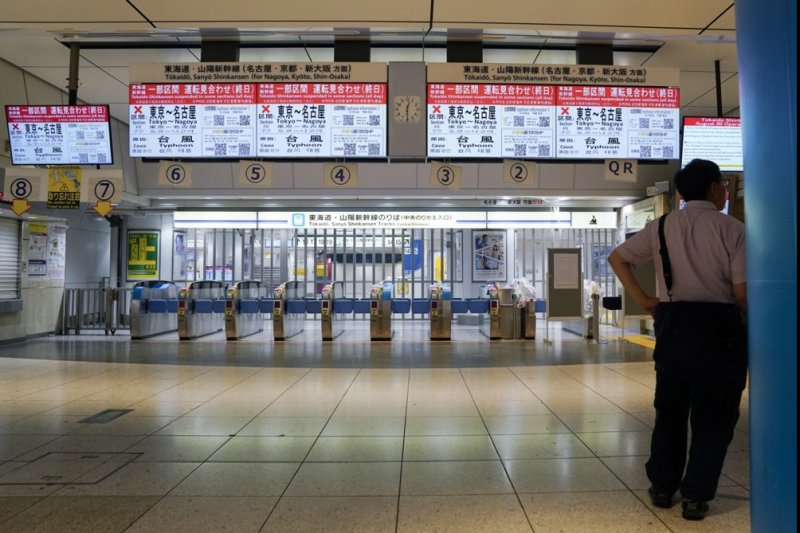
[615,200,745,303]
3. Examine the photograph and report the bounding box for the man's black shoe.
[648,486,674,508]
[681,499,709,520]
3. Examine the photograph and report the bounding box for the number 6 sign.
[158,161,193,187]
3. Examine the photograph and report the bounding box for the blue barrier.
[353,299,371,314]
[451,298,469,314]
[259,298,274,313]
[411,298,429,314]
[286,299,306,314]
[534,299,547,313]
[334,299,353,314]
[468,299,489,314]
[239,299,260,314]
[194,299,214,313]
[212,299,226,313]
[147,299,168,313]
[305,300,322,314]
[167,299,178,313]
[392,298,411,314]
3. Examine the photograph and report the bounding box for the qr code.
[639,118,650,129]
[538,144,551,157]
[214,115,224,126]
[79,154,89,163]
[538,116,551,127]
[97,153,107,163]
[368,115,380,126]
[513,116,525,127]
[640,145,652,158]
[368,143,380,156]
[214,143,227,156]
[343,115,354,126]
[514,144,527,157]
[75,131,85,140]
[239,115,251,126]
[663,146,674,158]
[238,143,251,156]
[344,143,356,156]
[663,118,674,129]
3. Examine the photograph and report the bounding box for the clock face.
[393,95,421,123]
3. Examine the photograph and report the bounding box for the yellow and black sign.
[47,167,82,209]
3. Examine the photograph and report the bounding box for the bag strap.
[658,214,673,301]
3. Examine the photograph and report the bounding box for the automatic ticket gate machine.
[480,284,521,340]
[130,280,178,339]
[225,281,266,340]
[369,281,393,340]
[320,281,346,341]
[429,283,452,340]
[272,281,304,340]
[178,280,225,340]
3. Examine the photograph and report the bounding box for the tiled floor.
[0,325,750,532]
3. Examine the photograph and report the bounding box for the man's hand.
[640,295,661,317]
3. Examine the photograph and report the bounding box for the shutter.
[0,217,21,300]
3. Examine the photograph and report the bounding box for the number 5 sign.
[158,161,193,187]
[237,161,273,188]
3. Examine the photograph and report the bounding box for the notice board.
[546,248,583,319]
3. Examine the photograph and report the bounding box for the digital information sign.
[426,63,681,160]
[427,84,679,159]
[681,117,743,171]
[129,82,387,158]
[6,105,113,165]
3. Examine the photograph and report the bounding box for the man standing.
[608,159,747,521]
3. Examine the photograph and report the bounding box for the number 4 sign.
[323,163,358,188]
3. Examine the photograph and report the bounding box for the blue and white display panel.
[6,105,113,165]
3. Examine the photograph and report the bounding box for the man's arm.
[607,249,661,317]
[733,282,747,311]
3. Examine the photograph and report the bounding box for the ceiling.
[0,0,740,125]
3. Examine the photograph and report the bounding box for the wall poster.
[173,231,187,280]
[46,225,67,281]
[472,230,506,281]
[127,230,160,280]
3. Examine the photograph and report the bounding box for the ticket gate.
[480,285,522,340]
[369,281,393,340]
[320,281,346,341]
[429,283,452,340]
[225,280,266,340]
[130,280,178,339]
[177,280,225,340]
[273,281,304,340]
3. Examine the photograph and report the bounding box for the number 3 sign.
[430,162,462,190]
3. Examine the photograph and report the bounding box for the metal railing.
[57,288,132,335]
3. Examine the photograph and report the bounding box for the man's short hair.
[674,158,722,201]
